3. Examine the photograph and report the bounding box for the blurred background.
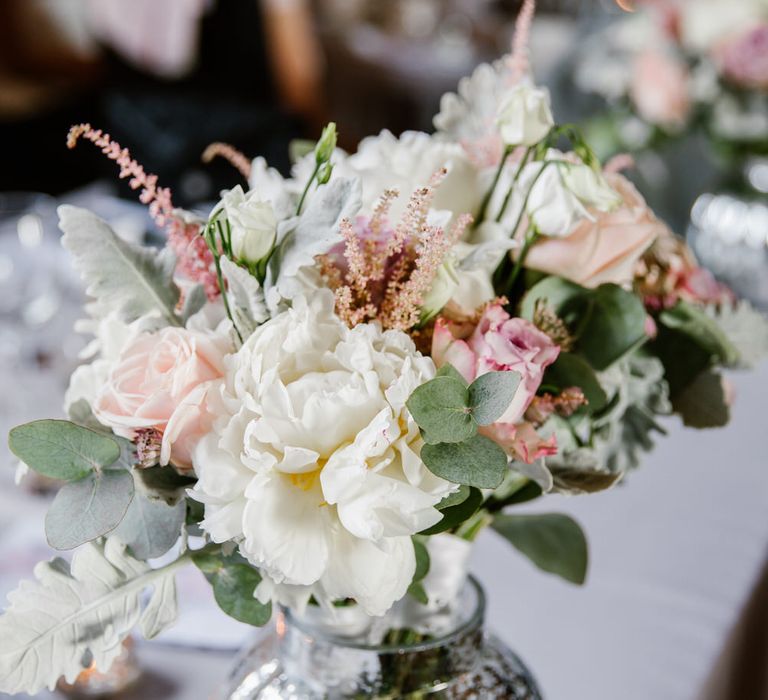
[0,1,766,699]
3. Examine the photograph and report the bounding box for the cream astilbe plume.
[202,142,252,180]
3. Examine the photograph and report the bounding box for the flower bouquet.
[574,0,767,177]
[2,1,767,696]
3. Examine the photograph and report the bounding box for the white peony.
[334,130,483,223]
[679,0,766,53]
[496,83,554,147]
[191,291,456,616]
[220,185,277,267]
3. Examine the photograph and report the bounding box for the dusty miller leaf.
[180,284,207,323]
[0,539,181,695]
[220,256,269,338]
[706,300,768,369]
[58,205,180,325]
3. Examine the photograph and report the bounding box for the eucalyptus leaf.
[406,376,475,444]
[660,301,739,367]
[45,470,135,550]
[59,205,180,325]
[420,486,483,535]
[436,363,468,386]
[411,539,430,582]
[135,464,196,506]
[468,371,521,425]
[544,353,607,414]
[193,551,272,626]
[421,435,508,489]
[0,539,182,695]
[577,284,647,371]
[436,485,470,510]
[520,276,584,322]
[549,467,623,495]
[492,513,588,584]
[671,369,730,429]
[114,475,185,560]
[8,419,121,481]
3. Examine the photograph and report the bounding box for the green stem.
[506,228,540,291]
[296,161,321,216]
[454,509,493,542]
[495,146,533,223]
[204,224,243,344]
[473,145,512,228]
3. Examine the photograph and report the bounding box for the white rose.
[191,291,456,616]
[496,84,554,147]
[514,152,620,238]
[420,258,460,323]
[221,185,277,267]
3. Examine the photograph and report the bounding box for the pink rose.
[94,326,230,470]
[523,173,667,288]
[432,304,560,428]
[715,24,768,90]
[479,421,558,464]
[630,49,691,129]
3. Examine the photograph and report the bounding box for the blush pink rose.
[479,421,558,464]
[630,49,691,129]
[715,24,768,90]
[94,326,231,470]
[523,173,667,288]
[432,304,560,427]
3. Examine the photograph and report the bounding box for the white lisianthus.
[420,258,460,323]
[496,84,554,147]
[191,291,456,616]
[515,152,620,238]
[221,185,277,267]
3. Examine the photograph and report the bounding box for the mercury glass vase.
[216,576,542,699]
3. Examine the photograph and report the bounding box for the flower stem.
[495,146,533,223]
[296,161,321,216]
[204,223,243,344]
[455,509,493,542]
[473,146,512,228]
[506,228,540,291]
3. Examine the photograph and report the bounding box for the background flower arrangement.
[574,0,768,173]
[2,0,768,695]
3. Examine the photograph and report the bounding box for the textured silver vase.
[216,577,542,699]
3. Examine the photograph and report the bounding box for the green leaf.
[520,276,584,322]
[436,363,468,385]
[58,205,181,326]
[135,465,196,506]
[671,370,730,428]
[193,551,272,626]
[544,353,608,414]
[406,376,475,444]
[492,513,588,584]
[420,486,484,535]
[45,470,135,550]
[421,435,508,489]
[411,539,430,582]
[436,485,471,510]
[8,419,121,481]
[468,371,522,426]
[549,467,623,495]
[114,473,185,560]
[660,301,739,366]
[408,582,428,605]
[577,284,647,370]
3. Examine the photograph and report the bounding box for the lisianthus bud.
[316,161,333,185]
[496,84,554,147]
[420,258,459,323]
[560,162,620,212]
[315,122,337,164]
[221,185,277,267]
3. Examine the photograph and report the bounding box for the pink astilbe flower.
[201,142,252,180]
[321,170,471,332]
[68,123,219,298]
[604,153,636,174]
[508,0,536,85]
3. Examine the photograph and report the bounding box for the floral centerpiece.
[574,0,767,170]
[2,1,767,696]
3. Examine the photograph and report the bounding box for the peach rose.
[93,326,231,470]
[523,173,667,288]
[630,49,691,129]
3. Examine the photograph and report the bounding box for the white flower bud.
[496,84,554,147]
[420,257,460,323]
[221,185,277,266]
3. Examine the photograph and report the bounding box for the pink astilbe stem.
[202,142,252,180]
[508,0,536,84]
[68,123,219,299]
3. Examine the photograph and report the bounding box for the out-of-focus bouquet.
[575,0,768,162]
[2,1,767,695]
